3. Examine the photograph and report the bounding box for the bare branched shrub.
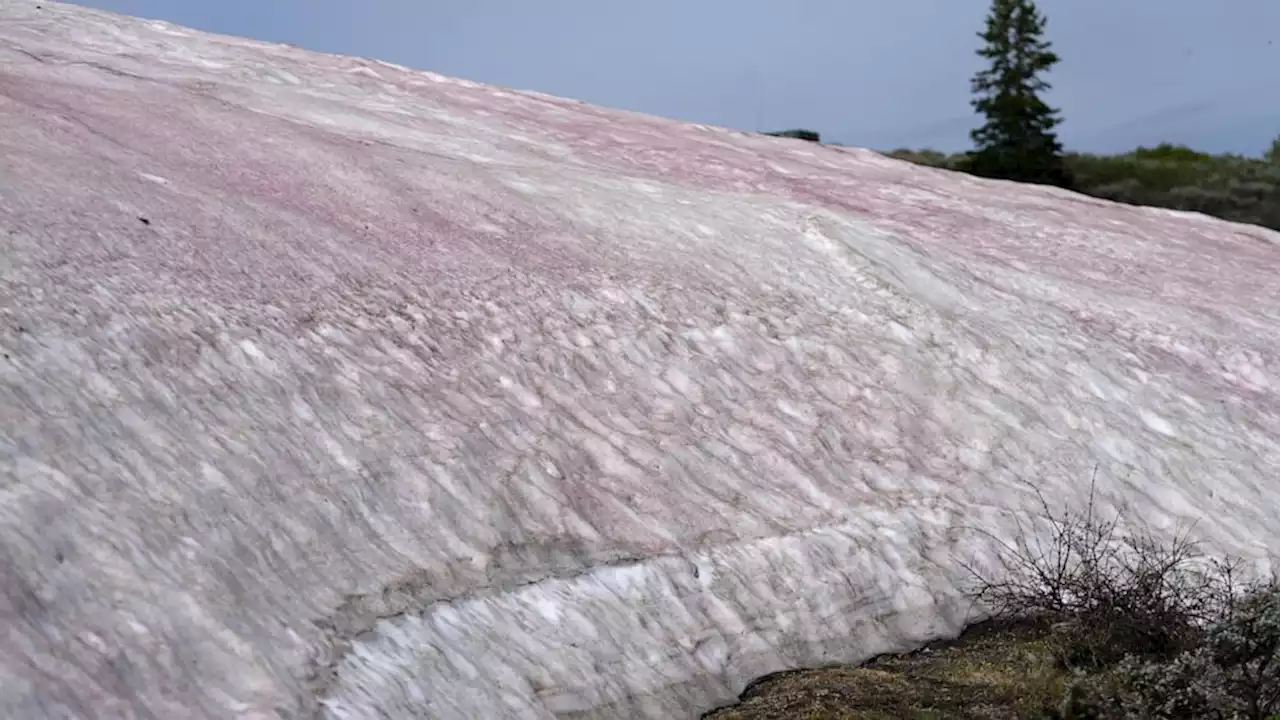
[962,469,1239,669]
[960,468,1280,718]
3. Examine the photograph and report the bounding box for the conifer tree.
[965,0,1073,188]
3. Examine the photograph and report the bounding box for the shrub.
[1072,581,1280,719]
[1265,136,1280,164]
[1131,143,1214,164]
[962,471,1236,670]
[883,148,968,171]
[1059,150,1280,231]
[883,145,1280,232]
[961,470,1280,718]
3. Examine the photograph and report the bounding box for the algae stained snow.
[1,2,1279,719]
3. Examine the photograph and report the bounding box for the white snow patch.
[1139,409,1178,437]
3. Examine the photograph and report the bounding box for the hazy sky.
[72,0,1279,155]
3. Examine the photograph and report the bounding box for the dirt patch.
[703,619,1071,719]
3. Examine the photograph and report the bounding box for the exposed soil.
[703,619,1074,720]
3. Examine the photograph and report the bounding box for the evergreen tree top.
[966,0,1071,188]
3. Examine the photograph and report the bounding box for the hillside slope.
[2,3,1279,718]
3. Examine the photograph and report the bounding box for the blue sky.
[72,0,1279,156]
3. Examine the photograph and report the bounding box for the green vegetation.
[963,0,1072,188]
[704,476,1280,719]
[790,0,1280,231]
[882,0,1280,228]
[884,144,1280,232]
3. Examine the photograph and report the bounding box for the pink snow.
[1,3,1278,719]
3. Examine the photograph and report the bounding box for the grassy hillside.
[881,144,1280,233]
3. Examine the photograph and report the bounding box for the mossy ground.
[703,619,1074,720]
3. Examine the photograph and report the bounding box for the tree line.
[948,0,1280,230]
[769,0,1280,232]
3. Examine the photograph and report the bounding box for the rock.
[763,128,822,142]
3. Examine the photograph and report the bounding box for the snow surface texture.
[2,2,1280,719]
